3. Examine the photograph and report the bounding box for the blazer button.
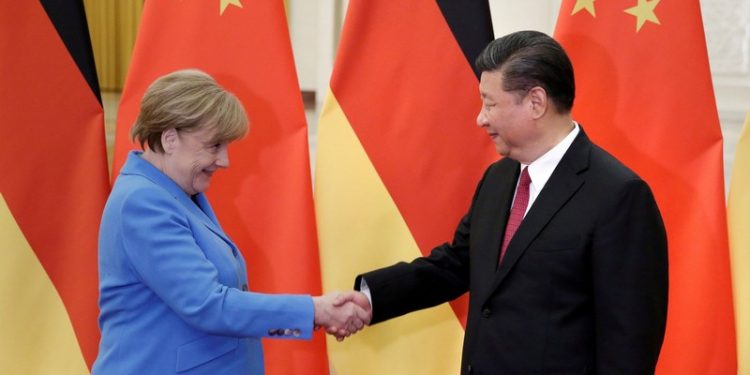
[292,329,301,337]
[482,308,491,318]
[268,329,278,336]
[467,364,473,374]
[242,284,248,291]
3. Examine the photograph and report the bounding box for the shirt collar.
[521,122,579,191]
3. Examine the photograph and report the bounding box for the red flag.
[0,0,108,371]
[554,1,736,373]
[112,1,326,373]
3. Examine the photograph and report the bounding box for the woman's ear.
[162,128,178,154]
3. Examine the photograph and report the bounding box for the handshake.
[313,291,372,341]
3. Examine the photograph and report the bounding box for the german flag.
[314,1,494,373]
[728,110,750,375]
[0,0,108,372]
[554,1,736,373]
[111,1,326,373]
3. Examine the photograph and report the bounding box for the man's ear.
[162,128,178,154]
[528,86,548,119]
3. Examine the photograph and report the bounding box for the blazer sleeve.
[119,187,314,339]
[591,178,668,373]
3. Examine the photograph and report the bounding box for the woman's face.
[164,126,229,195]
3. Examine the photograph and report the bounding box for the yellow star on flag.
[624,0,661,32]
[220,0,243,15]
[571,0,596,17]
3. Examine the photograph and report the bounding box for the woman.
[93,69,367,374]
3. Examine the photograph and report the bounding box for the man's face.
[476,70,536,160]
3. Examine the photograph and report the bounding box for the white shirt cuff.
[359,278,373,310]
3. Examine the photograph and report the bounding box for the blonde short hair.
[130,69,249,153]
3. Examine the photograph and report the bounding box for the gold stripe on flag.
[0,194,89,375]
[315,92,464,374]
[728,110,750,375]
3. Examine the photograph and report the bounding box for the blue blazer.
[93,151,314,375]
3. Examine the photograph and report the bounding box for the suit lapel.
[473,160,519,300]
[486,131,592,299]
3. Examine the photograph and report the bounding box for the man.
[344,30,668,374]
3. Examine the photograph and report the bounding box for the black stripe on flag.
[39,0,101,103]
[436,0,494,80]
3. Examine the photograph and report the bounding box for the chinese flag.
[112,1,326,373]
[728,110,750,375]
[314,0,495,373]
[554,1,737,373]
[0,0,108,372]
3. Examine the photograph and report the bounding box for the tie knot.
[519,167,531,188]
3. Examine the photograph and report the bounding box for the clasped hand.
[313,291,372,341]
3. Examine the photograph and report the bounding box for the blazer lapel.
[487,131,592,297]
[122,151,240,255]
[191,193,241,255]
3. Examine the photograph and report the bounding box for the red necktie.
[499,167,531,264]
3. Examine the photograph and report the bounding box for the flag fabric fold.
[315,0,495,373]
[0,0,109,372]
[554,1,736,373]
[728,110,750,375]
[112,2,326,373]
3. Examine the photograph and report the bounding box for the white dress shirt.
[518,122,579,217]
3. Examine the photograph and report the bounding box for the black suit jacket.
[356,129,668,374]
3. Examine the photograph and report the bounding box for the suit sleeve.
[119,188,314,339]
[356,216,471,324]
[355,166,493,324]
[591,178,668,373]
